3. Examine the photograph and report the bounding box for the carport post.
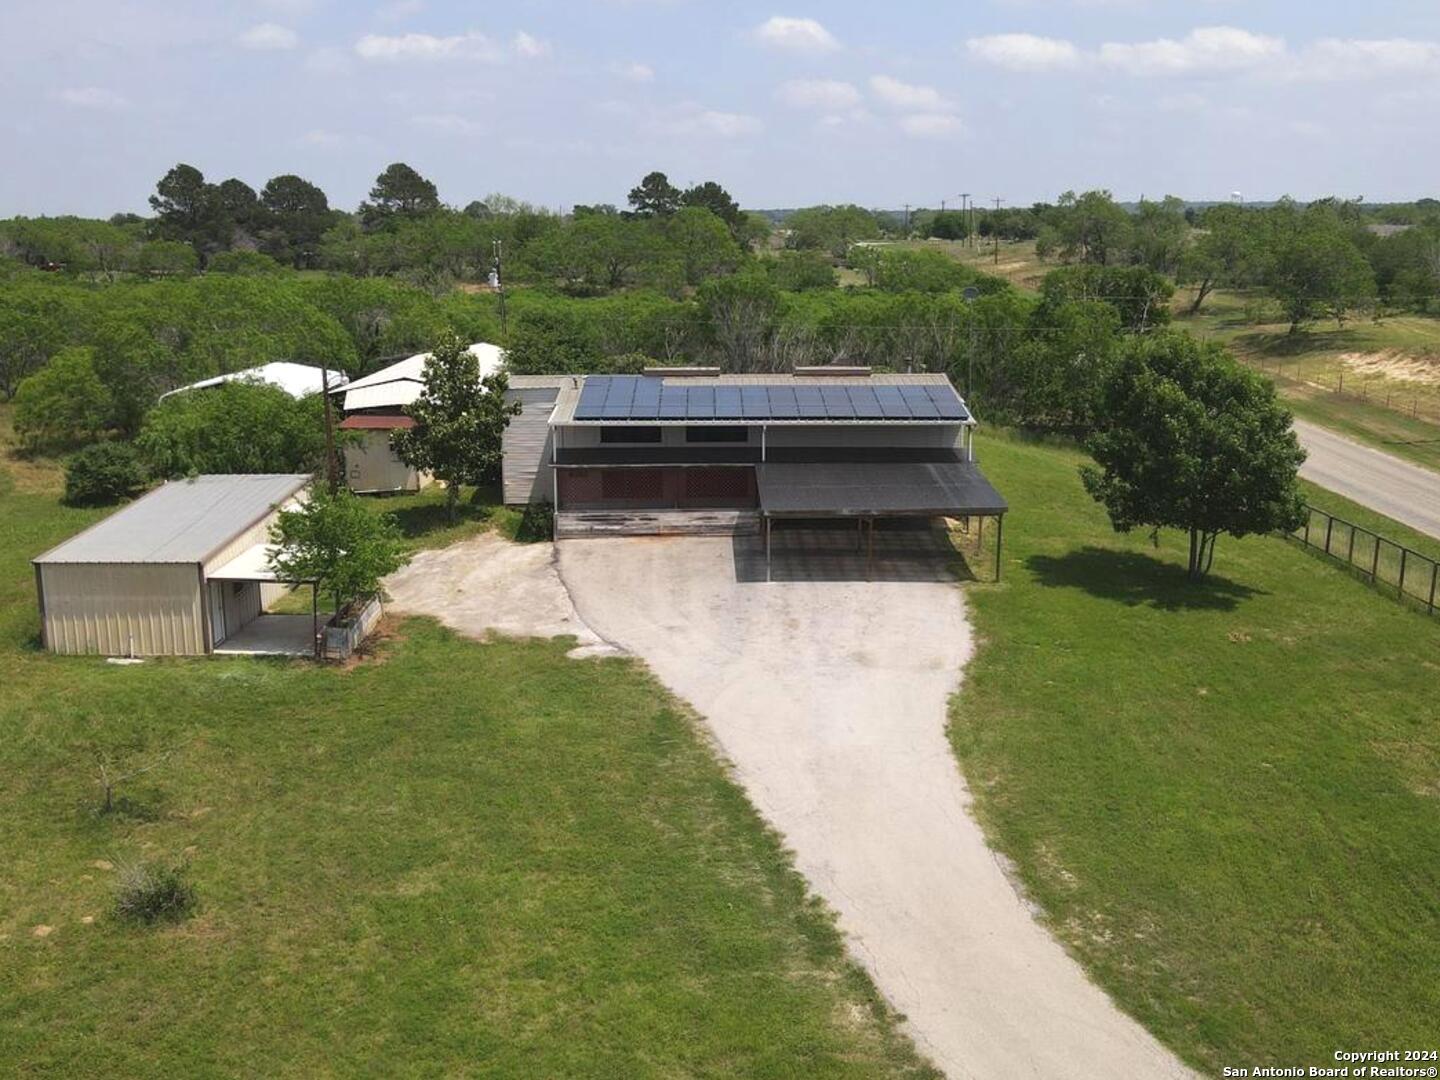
[765,515,772,583]
[866,517,875,581]
[311,582,320,659]
[995,514,1004,582]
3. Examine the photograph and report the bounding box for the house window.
[685,426,748,443]
[599,426,663,444]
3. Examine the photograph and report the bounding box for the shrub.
[514,500,554,543]
[63,442,148,507]
[113,859,196,925]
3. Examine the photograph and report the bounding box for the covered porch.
[755,460,1009,582]
[207,543,321,658]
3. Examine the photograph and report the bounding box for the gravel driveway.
[558,533,1190,1080]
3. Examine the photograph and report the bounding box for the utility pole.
[492,239,507,336]
[960,193,971,248]
[902,203,912,233]
[320,364,339,495]
[993,197,1004,265]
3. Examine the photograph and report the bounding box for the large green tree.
[1177,204,1256,314]
[360,163,441,228]
[391,332,520,521]
[259,174,335,267]
[1081,332,1307,579]
[1051,190,1132,265]
[1259,204,1376,331]
[268,489,407,617]
[135,380,329,478]
[12,346,112,450]
[626,171,682,218]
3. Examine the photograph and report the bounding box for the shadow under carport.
[732,518,970,583]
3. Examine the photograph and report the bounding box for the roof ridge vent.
[644,366,719,377]
[794,366,872,378]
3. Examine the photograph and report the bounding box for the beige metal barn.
[33,474,314,657]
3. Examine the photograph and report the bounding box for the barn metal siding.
[503,388,560,505]
[201,497,305,577]
[38,563,206,656]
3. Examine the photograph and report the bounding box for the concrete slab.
[214,614,315,656]
[558,534,1192,1080]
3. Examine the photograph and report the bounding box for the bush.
[113,859,196,925]
[514,500,554,543]
[63,442,148,506]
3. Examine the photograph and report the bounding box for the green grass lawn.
[953,432,1440,1074]
[0,422,934,1077]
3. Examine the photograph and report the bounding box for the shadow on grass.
[386,500,496,542]
[1027,547,1263,612]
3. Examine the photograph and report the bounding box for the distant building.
[334,343,505,494]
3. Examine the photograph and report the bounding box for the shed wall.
[345,431,429,494]
[39,563,205,656]
[503,388,560,505]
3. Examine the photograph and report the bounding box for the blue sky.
[2,1,1438,216]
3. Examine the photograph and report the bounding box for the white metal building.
[159,362,349,401]
[33,474,312,657]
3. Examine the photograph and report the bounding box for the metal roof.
[159,362,349,402]
[339,343,505,412]
[557,373,972,426]
[35,474,311,565]
[756,461,1008,518]
[338,414,414,430]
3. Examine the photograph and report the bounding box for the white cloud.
[1098,26,1283,75]
[512,31,551,59]
[354,31,500,61]
[55,86,129,111]
[1295,38,1440,80]
[612,61,655,82]
[656,104,763,138]
[869,75,952,111]
[965,33,1080,72]
[1156,91,1207,112]
[376,0,424,21]
[900,113,962,138]
[754,16,840,54]
[239,22,299,51]
[776,79,861,109]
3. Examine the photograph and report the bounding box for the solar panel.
[899,386,941,418]
[630,380,662,418]
[741,387,770,418]
[575,376,611,420]
[658,387,688,419]
[848,386,882,418]
[875,386,912,419]
[925,383,967,420]
[796,387,826,418]
[686,386,715,418]
[767,387,799,418]
[821,386,856,418]
[714,387,744,419]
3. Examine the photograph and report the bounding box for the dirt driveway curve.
[558,535,1190,1080]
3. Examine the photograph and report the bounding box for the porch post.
[995,514,1004,582]
[766,515,772,583]
[311,581,320,659]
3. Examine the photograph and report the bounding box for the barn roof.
[34,474,311,565]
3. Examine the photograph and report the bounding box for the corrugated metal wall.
[202,498,304,577]
[39,563,205,656]
[503,389,559,505]
[344,431,429,494]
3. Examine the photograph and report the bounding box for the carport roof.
[756,461,1008,518]
[35,474,311,565]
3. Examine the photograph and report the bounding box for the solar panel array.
[573,376,969,422]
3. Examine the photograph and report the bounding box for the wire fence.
[1291,504,1440,615]
[1246,354,1440,425]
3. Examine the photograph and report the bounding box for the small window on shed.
[685,426,748,444]
[599,426,663,444]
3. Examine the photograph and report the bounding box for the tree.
[1051,190,1132,265]
[135,380,329,478]
[12,346,112,450]
[1127,196,1189,275]
[1039,265,1174,333]
[1177,204,1255,314]
[785,205,881,258]
[215,178,262,237]
[63,442,149,507]
[259,174,334,267]
[681,181,743,233]
[148,164,229,258]
[391,332,520,521]
[0,276,80,398]
[697,274,785,372]
[268,489,407,617]
[360,163,440,228]
[926,211,969,240]
[1260,207,1376,332]
[663,207,742,287]
[1081,332,1307,579]
[766,251,836,291]
[627,171,682,218]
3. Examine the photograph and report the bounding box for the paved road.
[559,533,1191,1080]
[1295,420,1440,540]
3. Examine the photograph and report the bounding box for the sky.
[2,0,1439,217]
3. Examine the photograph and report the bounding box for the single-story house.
[33,474,315,657]
[335,343,505,494]
[159,361,349,402]
[500,367,1009,575]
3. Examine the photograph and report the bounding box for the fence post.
[1429,561,1438,615]
[1399,548,1409,598]
[1303,509,1312,547]
[1324,515,1334,555]
[1371,534,1381,580]
[1346,524,1356,563]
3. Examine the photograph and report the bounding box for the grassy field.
[0,416,935,1077]
[953,431,1440,1074]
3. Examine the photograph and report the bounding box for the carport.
[206,542,320,657]
[756,460,1009,581]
